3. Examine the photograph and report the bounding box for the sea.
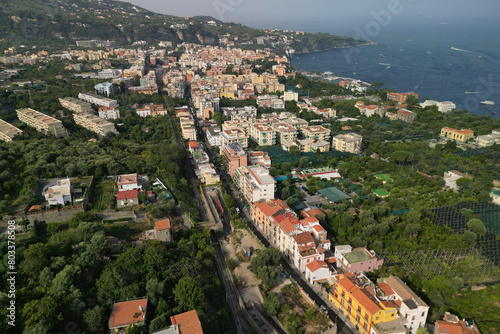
[290,18,500,118]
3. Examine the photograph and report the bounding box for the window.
[356,315,360,322]
[422,312,425,317]
[412,316,415,321]
[363,324,367,330]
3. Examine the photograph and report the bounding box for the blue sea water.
[291,19,500,118]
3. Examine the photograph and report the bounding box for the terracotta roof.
[117,189,139,200]
[108,298,148,329]
[377,282,394,296]
[170,310,204,334]
[279,219,297,234]
[306,260,328,272]
[385,276,428,307]
[435,321,463,334]
[256,201,279,217]
[442,127,474,134]
[351,287,381,315]
[313,225,325,232]
[293,232,314,245]
[302,208,326,218]
[189,141,199,149]
[155,219,170,231]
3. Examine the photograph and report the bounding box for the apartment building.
[294,139,329,153]
[397,109,417,124]
[273,122,298,150]
[16,108,68,138]
[302,125,331,142]
[59,97,93,114]
[73,112,118,136]
[223,142,248,176]
[250,124,276,147]
[387,92,418,103]
[283,90,299,102]
[440,127,474,143]
[283,117,309,130]
[334,245,384,273]
[98,107,121,120]
[206,126,222,146]
[179,117,197,141]
[196,163,220,185]
[420,100,456,113]
[222,120,251,136]
[95,82,113,96]
[476,130,500,147]
[220,128,248,148]
[329,273,404,334]
[78,92,118,107]
[332,133,363,153]
[247,151,271,168]
[292,232,326,273]
[0,119,22,142]
[235,166,275,203]
[434,313,480,334]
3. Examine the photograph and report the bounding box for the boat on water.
[491,110,496,114]
[481,101,495,106]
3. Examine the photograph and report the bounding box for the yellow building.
[440,127,474,142]
[73,113,118,136]
[16,108,68,138]
[329,273,398,334]
[302,125,331,142]
[59,97,93,114]
[250,124,276,147]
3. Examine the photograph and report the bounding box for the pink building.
[334,245,384,273]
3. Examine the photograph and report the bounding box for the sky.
[122,0,500,35]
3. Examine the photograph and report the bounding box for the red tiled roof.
[377,282,394,296]
[155,219,170,231]
[279,219,297,234]
[435,321,463,334]
[117,189,139,200]
[108,299,148,329]
[313,225,325,232]
[189,141,199,149]
[293,232,314,245]
[170,310,204,334]
[306,260,328,272]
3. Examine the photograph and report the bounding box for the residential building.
[355,101,385,117]
[108,298,148,333]
[294,138,330,153]
[42,178,72,206]
[387,92,418,103]
[380,276,429,334]
[196,163,220,185]
[170,310,204,334]
[334,245,384,273]
[78,92,118,107]
[491,190,500,205]
[98,107,121,120]
[222,120,251,136]
[206,126,222,146]
[180,117,197,141]
[332,133,363,153]
[476,130,500,147]
[305,260,334,284]
[397,109,417,124]
[302,125,331,142]
[420,100,456,113]
[98,69,123,79]
[434,313,480,334]
[250,124,276,147]
[329,273,405,334]
[443,170,472,191]
[0,119,22,142]
[292,232,325,273]
[116,189,139,207]
[16,108,68,138]
[284,90,299,102]
[220,128,248,148]
[283,117,309,130]
[440,127,475,143]
[273,122,298,150]
[222,106,257,121]
[247,151,271,168]
[73,112,118,136]
[116,174,142,192]
[256,95,285,109]
[155,219,172,244]
[59,97,93,113]
[235,166,276,203]
[223,142,248,176]
[95,82,114,96]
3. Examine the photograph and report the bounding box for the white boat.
[481,101,495,106]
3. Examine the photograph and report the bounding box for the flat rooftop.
[344,248,373,264]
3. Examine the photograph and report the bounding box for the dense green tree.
[466,219,487,236]
[264,292,281,316]
[83,306,105,332]
[173,277,206,313]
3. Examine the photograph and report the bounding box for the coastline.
[291,41,376,56]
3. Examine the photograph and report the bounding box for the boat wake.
[451,46,485,57]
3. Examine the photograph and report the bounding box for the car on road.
[320,305,328,314]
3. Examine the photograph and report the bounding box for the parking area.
[296,183,331,208]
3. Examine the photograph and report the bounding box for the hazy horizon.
[123,0,500,36]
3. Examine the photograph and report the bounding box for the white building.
[476,130,500,147]
[382,276,429,334]
[78,92,118,107]
[332,133,363,153]
[235,166,275,203]
[443,170,472,191]
[206,126,222,147]
[283,90,299,102]
[95,82,113,96]
[116,173,142,192]
[43,178,72,206]
[420,100,456,113]
[98,107,120,120]
[305,260,333,284]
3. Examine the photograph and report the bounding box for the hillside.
[0,0,365,52]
